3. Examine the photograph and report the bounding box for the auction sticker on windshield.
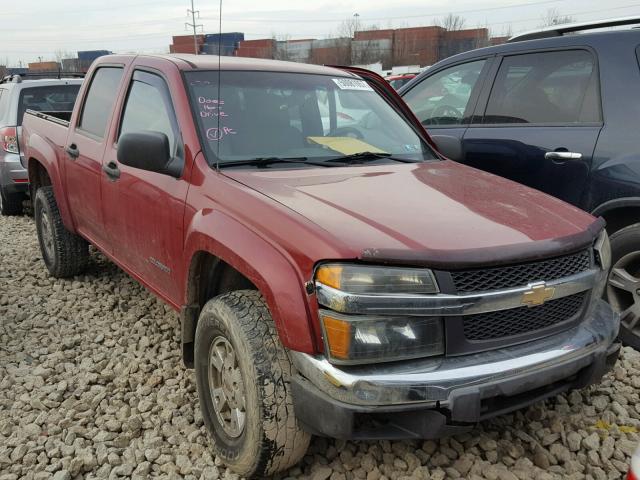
[332,78,373,91]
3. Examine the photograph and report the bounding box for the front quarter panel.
[183,207,317,353]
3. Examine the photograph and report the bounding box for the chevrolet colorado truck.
[21,54,620,478]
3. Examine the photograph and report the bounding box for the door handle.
[544,151,583,162]
[102,161,121,181]
[65,144,79,159]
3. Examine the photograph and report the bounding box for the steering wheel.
[328,126,364,140]
[430,105,462,125]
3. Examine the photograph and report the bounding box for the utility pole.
[186,0,203,55]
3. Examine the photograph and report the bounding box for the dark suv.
[399,18,640,348]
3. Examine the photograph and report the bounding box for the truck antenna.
[216,0,222,169]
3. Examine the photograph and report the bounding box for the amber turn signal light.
[321,315,351,360]
[315,265,343,290]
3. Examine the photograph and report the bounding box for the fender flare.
[591,197,640,217]
[183,208,316,354]
[27,135,76,232]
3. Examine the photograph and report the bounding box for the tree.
[437,14,472,60]
[272,33,293,62]
[338,15,361,38]
[437,14,466,31]
[539,8,575,27]
[54,49,73,63]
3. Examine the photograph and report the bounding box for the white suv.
[0,75,82,215]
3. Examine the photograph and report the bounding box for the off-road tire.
[194,290,311,477]
[607,223,640,349]
[0,185,24,215]
[34,186,89,278]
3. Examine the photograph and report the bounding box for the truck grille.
[462,292,587,341]
[451,250,591,293]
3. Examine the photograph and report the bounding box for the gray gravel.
[1,214,639,480]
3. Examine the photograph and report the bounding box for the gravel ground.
[1,214,640,480]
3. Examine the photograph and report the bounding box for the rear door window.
[17,85,81,125]
[483,50,601,124]
[402,60,486,126]
[78,67,124,138]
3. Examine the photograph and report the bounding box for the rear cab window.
[77,67,124,138]
[17,84,81,125]
[483,49,601,124]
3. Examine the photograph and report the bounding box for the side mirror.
[117,131,181,178]
[431,134,464,162]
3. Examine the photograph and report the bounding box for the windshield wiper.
[324,151,419,164]
[219,157,339,168]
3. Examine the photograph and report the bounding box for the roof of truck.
[113,53,357,77]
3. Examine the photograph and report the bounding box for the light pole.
[186,0,203,55]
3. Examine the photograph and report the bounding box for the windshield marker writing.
[206,126,236,141]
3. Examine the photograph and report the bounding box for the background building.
[166,25,506,68]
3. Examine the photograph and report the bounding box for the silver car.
[0,75,82,215]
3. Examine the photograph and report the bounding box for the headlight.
[594,230,611,270]
[320,310,444,364]
[315,264,443,364]
[315,264,439,295]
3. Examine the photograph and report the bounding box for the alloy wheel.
[39,208,56,261]
[607,251,640,337]
[208,336,246,438]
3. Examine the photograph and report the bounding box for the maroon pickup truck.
[21,54,619,477]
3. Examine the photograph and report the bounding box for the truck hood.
[224,160,602,268]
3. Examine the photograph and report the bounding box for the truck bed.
[25,109,72,125]
[21,109,71,153]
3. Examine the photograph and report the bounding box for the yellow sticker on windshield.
[307,137,387,155]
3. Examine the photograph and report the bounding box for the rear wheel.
[0,185,24,216]
[606,223,640,349]
[34,186,89,278]
[194,290,310,477]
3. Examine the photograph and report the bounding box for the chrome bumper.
[290,299,619,408]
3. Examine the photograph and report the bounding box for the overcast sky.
[1,0,639,66]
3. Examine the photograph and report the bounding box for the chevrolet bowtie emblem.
[522,283,555,307]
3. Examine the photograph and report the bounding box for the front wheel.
[194,290,310,477]
[606,223,640,349]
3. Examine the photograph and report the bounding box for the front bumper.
[290,299,619,439]
[0,152,28,193]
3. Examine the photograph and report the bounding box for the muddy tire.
[0,186,24,216]
[34,186,89,278]
[194,290,310,477]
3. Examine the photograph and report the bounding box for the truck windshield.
[185,71,436,166]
